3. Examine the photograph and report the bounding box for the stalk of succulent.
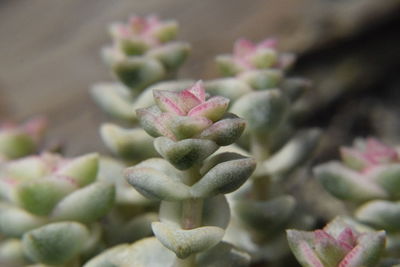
[0,152,115,265]
[0,116,47,160]
[121,81,256,266]
[91,15,190,122]
[287,217,386,267]
[208,38,321,263]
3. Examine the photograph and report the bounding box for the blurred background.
[1,0,400,158]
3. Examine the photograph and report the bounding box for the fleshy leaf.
[56,153,98,187]
[239,69,283,90]
[112,57,165,89]
[148,42,190,71]
[125,164,191,201]
[191,157,256,198]
[0,205,46,237]
[356,200,400,232]
[236,195,296,234]
[263,128,321,176]
[230,90,288,134]
[314,162,388,202]
[187,96,229,122]
[100,124,157,160]
[90,82,136,122]
[22,222,89,265]
[153,90,184,115]
[154,137,218,170]
[287,230,324,267]
[205,78,252,101]
[338,231,385,267]
[51,182,115,224]
[15,176,77,216]
[152,222,224,259]
[198,117,245,146]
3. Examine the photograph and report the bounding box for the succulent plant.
[91,15,190,124]
[85,82,256,266]
[287,217,386,267]
[0,152,115,265]
[314,138,400,257]
[315,138,400,202]
[0,117,46,160]
[204,38,321,263]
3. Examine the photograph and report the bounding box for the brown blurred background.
[1,0,400,157]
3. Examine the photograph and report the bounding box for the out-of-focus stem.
[250,132,271,200]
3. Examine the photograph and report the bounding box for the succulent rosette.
[136,80,246,157]
[315,138,400,256]
[314,138,400,203]
[213,38,305,93]
[0,117,46,160]
[87,81,255,266]
[0,152,115,265]
[287,217,386,267]
[92,15,190,123]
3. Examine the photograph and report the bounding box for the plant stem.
[250,132,271,200]
[173,255,196,267]
[174,165,204,267]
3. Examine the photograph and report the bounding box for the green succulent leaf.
[152,222,224,259]
[191,157,256,198]
[51,182,115,224]
[125,164,191,201]
[22,222,89,265]
[154,137,218,170]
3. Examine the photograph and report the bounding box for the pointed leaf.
[230,90,288,134]
[90,83,136,122]
[154,137,218,170]
[0,205,46,237]
[152,222,224,259]
[100,124,157,160]
[51,182,115,223]
[57,153,98,187]
[191,157,256,197]
[205,78,252,101]
[188,96,229,122]
[198,117,245,146]
[15,176,77,215]
[263,128,321,176]
[124,165,191,201]
[287,230,324,267]
[239,69,283,90]
[148,42,190,71]
[338,231,385,267]
[113,57,165,90]
[314,162,388,202]
[356,200,400,232]
[23,222,89,265]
